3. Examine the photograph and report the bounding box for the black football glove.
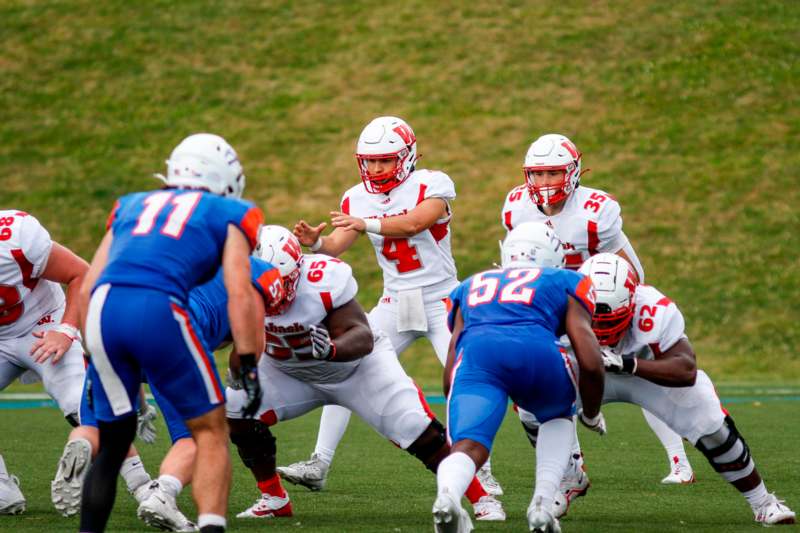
[239,354,262,418]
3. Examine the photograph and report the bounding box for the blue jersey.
[97,189,262,301]
[448,267,596,341]
[189,257,280,350]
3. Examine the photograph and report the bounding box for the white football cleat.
[552,453,590,518]
[661,456,696,484]
[472,495,506,521]
[476,463,503,496]
[276,453,329,491]
[0,474,26,515]
[754,493,796,526]
[433,488,473,533]
[51,438,92,517]
[236,493,293,519]
[137,485,198,532]
[528,497,561,533]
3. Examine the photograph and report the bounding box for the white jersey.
[501,185,629,271]
[262,254,363,383]
[612,285,687,361]
[0,211,65,339]
[341,169,458,301]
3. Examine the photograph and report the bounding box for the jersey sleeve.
[250,258,283,305]
[501,185,526,231]
[652,301,687,354]
[596,198,627,253]
[564,271,596,316]
[224,198,263,250]
[105,199,122,232]
[17,213,54,278]
[328,261,358,308]
[419,170,456,202]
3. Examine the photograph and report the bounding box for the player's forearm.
[634,356,696,387]
[329,324,373,361]
[61,275,84,328]
[316,228,357,257]
[228,291,265,357]
[373,215,426,238]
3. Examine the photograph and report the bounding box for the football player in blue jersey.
[76,133,266,533]
[56,255,283,532]
[432,222,606,533]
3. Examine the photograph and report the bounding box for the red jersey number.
[381,238,422,273]
[583,192,609,213]
[0,216,15,241]
[638,304,657,332]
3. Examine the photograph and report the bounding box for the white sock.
[570,417,582,458]
[533,418,574,509]
[642,409,689,465]
[158,474,183,498]
[313,405,352,465]
[197,513,226,528]
[437,452,476,499]
[120,455,151,493]
[0,454,8,478]
[743,481,770,510]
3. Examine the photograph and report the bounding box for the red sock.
[464,476,487,504]
[257,474,286,497]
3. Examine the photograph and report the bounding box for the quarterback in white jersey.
[289,116,503,498]
[226,227,503,522]
[0,210,88,423]
[579,254,795,527]
[503,134,694,509]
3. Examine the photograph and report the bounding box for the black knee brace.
[521,420,539,448]
[229,420,276,469]
[65,412,80,428]
[407,419,447,471]
[695,415,752,474]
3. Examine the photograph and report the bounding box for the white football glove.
[136,403,158,444]
[309,324,336,361]
[578,409,607,436]
[601,348,624,372]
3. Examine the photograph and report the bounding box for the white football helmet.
[578,253,637,345]
[254,225,303,315]
[523,133,582,206]
[156,133,246,198]
[501,222,565,269]
[356,116,418,194]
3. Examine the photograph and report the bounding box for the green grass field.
[1,399,798,532]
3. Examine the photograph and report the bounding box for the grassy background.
[2,401,799,532]
[2,2,798,381]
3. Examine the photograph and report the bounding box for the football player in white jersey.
[579,254,795,527]
[288,116,503,497]
[226,226,504,522]
[501,134,696,514]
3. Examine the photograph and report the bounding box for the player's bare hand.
[30,330,74,364]
[330,212,365,232]
[293,220,327,246]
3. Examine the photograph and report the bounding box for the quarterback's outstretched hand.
[239,354,262,418]
[293,220,327,247]
[329,211,365,232]
[136,403,158,444]
[578,409,607,436]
